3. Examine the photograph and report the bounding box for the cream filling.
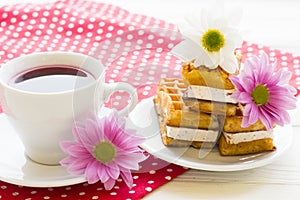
[187,85,237,104]
[223,130,274,144]
[166,126,219,142]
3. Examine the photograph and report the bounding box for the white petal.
[206,52,220,68]
[200,8,209,30]
[182,31,202,44]
[220,54,239,73]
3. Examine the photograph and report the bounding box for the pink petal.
[248,104,259,125]
[120,169,133,189]
[60,142,90,158]
[262,104,281,122]
[279,110,291,124]
[277,69,292,85]
[105,163,120,180]
[60,141,78,154]
[241,115,251,128]
[67,157,92,175]
[260,52,269,73]
[98,165,110,183]
[60,156,75,166]
[103,178,116,190]
[268,95,297,110]
[237,92,253,104]
[258,107,274,130]
[84,118,102,146]
[85,160,101,184]
[229,76,244,91]
[115,153,142,170]
[242,76,256,92]
[115,133,144,151]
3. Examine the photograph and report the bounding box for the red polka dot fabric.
[0,0,299,199]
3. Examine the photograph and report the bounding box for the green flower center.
[201,29,225,52]
[251,84,269,106]
[93,141,116,163]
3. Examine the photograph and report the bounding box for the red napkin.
[0,0,299,199]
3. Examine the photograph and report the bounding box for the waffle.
[219,134,276,156]
[218,114,276,156]
[155,78,219,130]
[154,78,219,148]
[182,61,236,90]
[183,98,242,116]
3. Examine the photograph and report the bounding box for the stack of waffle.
[181,61,276,156]
[153,78,219,149]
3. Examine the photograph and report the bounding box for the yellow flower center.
[93,141,116,163]
[251,84,270,106]
[201,29,225,52]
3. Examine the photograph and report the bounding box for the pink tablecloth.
[0,0,299,199]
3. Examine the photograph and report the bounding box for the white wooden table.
[1,0,300,199]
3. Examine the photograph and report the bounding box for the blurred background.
[1,0,299,55]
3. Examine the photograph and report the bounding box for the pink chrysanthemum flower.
[60,111,147,190]
[229,51,297,130]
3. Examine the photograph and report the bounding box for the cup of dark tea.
[0,52,138,165]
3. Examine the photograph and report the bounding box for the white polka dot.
[138,30,145,35]
[12,192,19,196]
[125,41,132,47]
[97,28,103,34]
[165,176,172,180]
[157,38,164,44]
[117,29,124,35]
[106,33,112,38]
[167,168,173,172]
[127,34,133,40]
[128,25,135,31]
[168,43,174,48]
[149,170,156,174]
[118,22,125,27]
[2,12,8,18]
[77,27,84,33]
[78,19,85,25]
[40,17,47,23]
[108,25,114,31]
[110,192,117,196]
[79,192,86,196]
[148,34,154,40]
[53,10,60,16]
[145,187,152,192]
[137,39,143,45]
[10,17,17,23]
[99,21,105,27]
[133,175,139,179]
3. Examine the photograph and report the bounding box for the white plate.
[0,114,86,187]
[127,98,294,171]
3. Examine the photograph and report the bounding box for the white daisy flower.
[178,6,243,74]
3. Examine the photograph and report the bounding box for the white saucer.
[0,114,87,187]
[127,98,294,171]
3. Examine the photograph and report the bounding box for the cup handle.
[103,82,138,117]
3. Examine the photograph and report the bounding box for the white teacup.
[0,52,138,165]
